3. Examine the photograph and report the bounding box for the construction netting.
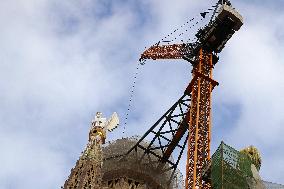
[211,141,253,189]
[102,137,184,189]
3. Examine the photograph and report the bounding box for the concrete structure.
[63,139,103,189]
[63,116,283,189]
[63,114,105,189]
[63,114,182,189]
[64,136,183,189]
[102,137,183,189]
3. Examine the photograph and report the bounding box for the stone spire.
[63,112,119,189]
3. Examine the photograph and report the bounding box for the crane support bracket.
[184,72,219,95]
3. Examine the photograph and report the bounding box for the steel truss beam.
[125,90,192,185]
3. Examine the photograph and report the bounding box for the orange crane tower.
[138,1,243,189]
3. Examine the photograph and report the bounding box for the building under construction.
[63,1,284,189]
[63,120,283,189]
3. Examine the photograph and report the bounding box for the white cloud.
[0,0,283,188]
[214,2,284,183]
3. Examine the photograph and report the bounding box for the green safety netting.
[211,142,253,189]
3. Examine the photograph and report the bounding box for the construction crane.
[126,1,243,189]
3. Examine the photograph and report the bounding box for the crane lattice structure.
[126,1,243,189]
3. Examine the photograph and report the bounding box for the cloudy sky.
[0,0,284,188]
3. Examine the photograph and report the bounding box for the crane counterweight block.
[196,4,243,53]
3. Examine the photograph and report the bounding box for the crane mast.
[185,49,216,189]
[138,1,243,189]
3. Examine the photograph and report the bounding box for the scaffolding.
[211,141,253,189]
